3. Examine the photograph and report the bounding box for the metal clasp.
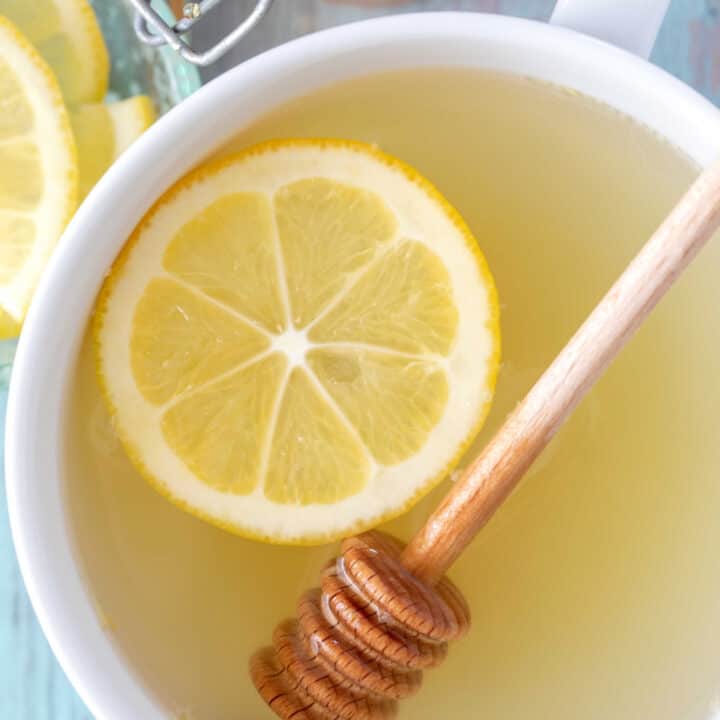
[128,0,274,66]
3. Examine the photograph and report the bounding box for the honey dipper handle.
[402,159,720,585]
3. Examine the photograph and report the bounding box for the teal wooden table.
[2,1,720,717]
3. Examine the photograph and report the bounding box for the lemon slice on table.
[71,96,156,200]
[95,139,500,544]
[0,0,109,105]
[0,16,77,335]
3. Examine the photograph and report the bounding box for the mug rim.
[7,11,720,719]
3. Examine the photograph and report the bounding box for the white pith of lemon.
[95,139,500,544]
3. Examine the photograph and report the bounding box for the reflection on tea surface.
[66,69,720,719]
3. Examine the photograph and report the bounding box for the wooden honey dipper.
[250,160,720,719]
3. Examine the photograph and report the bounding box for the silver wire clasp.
[128,0,274,66]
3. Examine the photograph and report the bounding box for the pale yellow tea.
[65,69,720,719]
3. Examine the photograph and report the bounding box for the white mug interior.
[7,11,720,719]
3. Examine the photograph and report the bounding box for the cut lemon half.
[0,0,109,105]
[0,16,77,334]
[95,139,500,544]
[71,96,156,200]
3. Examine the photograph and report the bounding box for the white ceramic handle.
[551,0,671,59]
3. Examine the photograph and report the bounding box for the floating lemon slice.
[95,140,500,544]
[1,0,109,105]
[0,16,77,334]
[71,96,156,200]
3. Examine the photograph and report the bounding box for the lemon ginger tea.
[65,69,720,719]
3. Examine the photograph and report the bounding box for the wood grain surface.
[2,1,719,718]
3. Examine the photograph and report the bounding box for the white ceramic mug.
[7,1,719,717]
